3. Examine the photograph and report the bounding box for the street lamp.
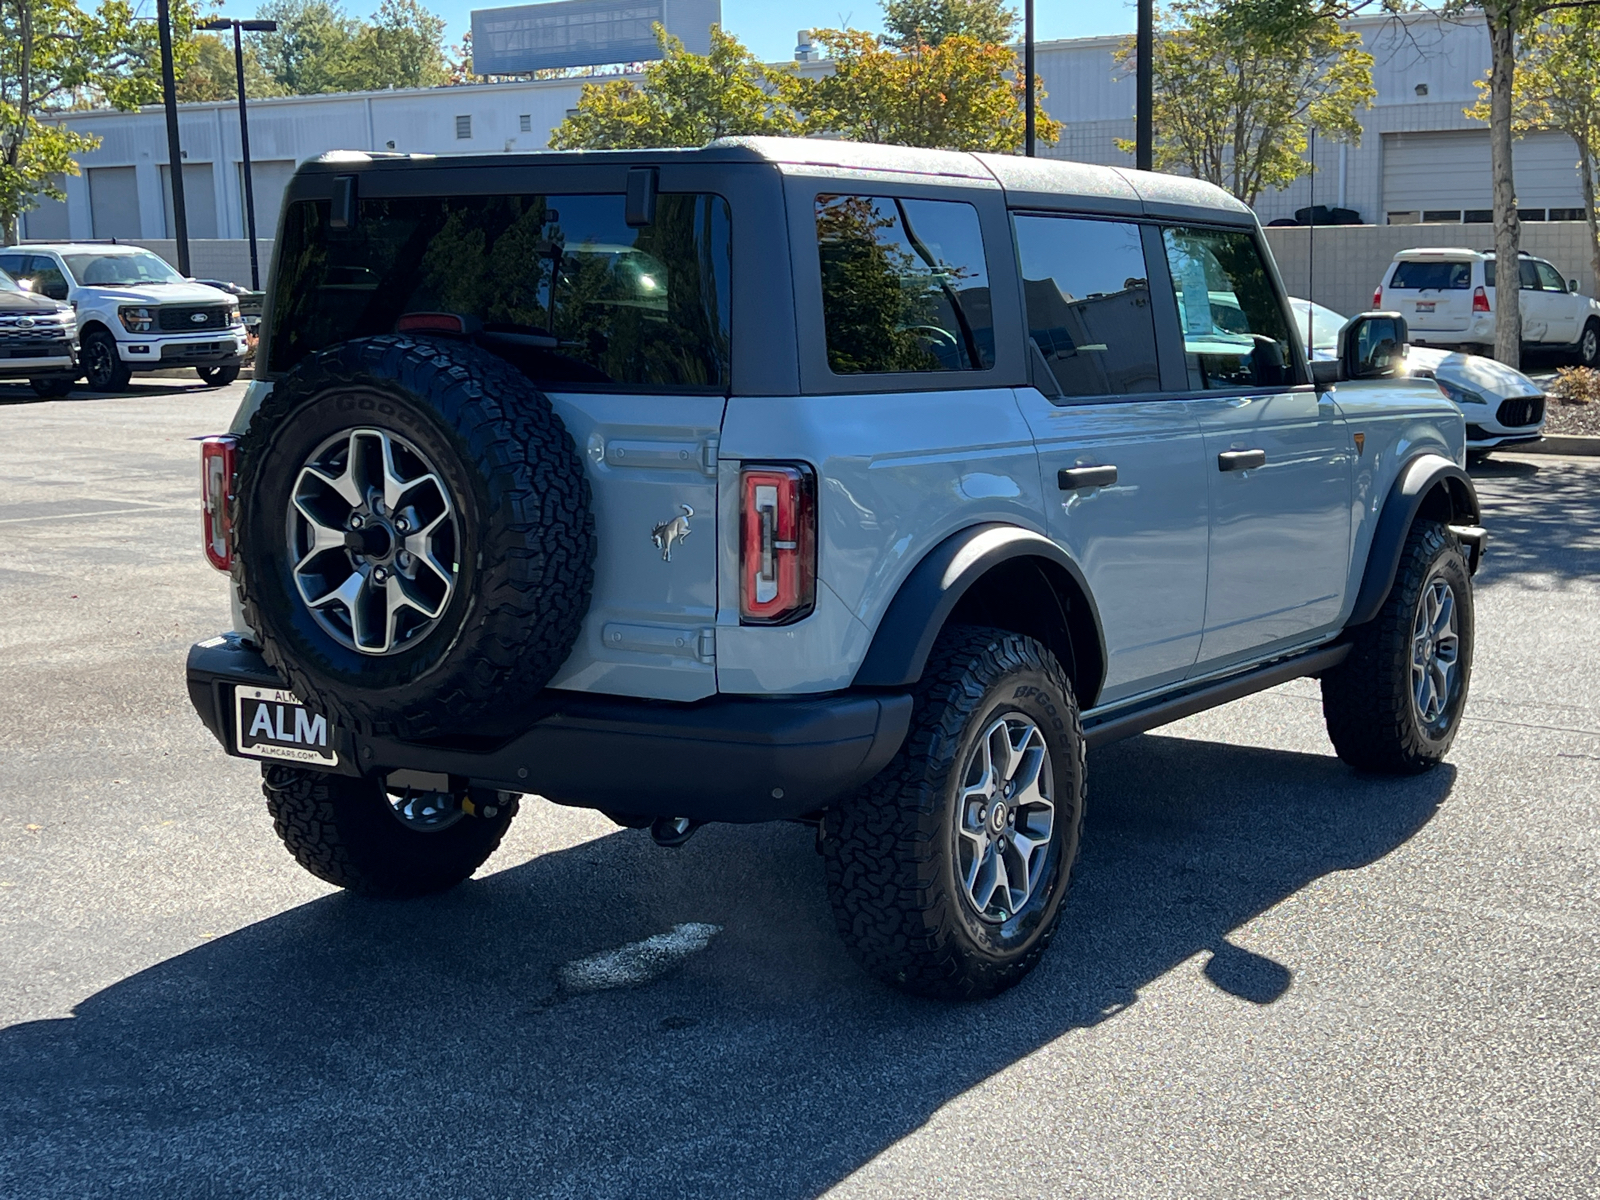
[201,17,278,290]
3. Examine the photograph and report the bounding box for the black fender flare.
[1348,453,1483,626]
[852,522,1107,696]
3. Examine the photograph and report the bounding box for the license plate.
[235,686,338,766]
[1415,301,1436,312]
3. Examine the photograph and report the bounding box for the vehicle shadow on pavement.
[0,734,1451,1199]
[1471,455,1600,583]
[0,380,220,406]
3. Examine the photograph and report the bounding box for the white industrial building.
[18,9,1591,245]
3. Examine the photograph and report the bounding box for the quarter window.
[1014,215,1160,399]
[815,194,994,374]
[1161,227,1295,390]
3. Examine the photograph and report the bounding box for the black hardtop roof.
[300,137,1257,226]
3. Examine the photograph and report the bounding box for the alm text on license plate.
[235,686,338,766]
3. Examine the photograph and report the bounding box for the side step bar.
[1081,642,1350,750]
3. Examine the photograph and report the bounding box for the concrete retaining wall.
[1265,222,1600,319]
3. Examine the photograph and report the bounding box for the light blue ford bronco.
[187,139,1485,999]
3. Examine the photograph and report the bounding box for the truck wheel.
[82,329,132,392]
[197,364,240,387]
[1577,319,1600,368]
[261,764,518,897]
[30,377,73,398]
[1322,520,1474,773]
[235,335,594,740]
[822,626,1086,1000]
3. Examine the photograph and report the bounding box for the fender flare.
[1348,453,1482,626]
[852,522,1107,695]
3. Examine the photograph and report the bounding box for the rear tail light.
[1473,286,1491,313]
[396,312,469,335]
[740,463,816,625]
[1372,284,1383,308]
[200,435,238,572]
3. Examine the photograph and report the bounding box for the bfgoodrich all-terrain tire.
[235,335,594,740]
[1322,519,1474,773]
[262,764,517,897]
[822,626,1087,1000]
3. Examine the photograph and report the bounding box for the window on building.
[269,192,732,391]
[1387,211,1421,225]
[455,115,472,139]
[814,194,993,374]
[1463,209,1493,223]
[1549,208,1584,221]
[1521,209,1547,221]
[519,114,532,133]
[1160,226,1295,390]
[1422,210,1462,223]
[1013,214,1160,400]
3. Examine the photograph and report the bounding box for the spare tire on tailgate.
[235,335,595,740]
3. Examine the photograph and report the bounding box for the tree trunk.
[1487,2,1523,368]
[1582,137,1600,296]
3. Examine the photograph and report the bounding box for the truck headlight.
[119,306,154,333]
[228,305,243,327]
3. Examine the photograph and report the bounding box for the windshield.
[62,251,184,287]
[1290,298,1346,353]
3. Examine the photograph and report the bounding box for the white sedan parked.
[1294,297,1545,458]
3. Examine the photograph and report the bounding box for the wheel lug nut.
[373,567,387,582]
[349,514,363,528]
[395,518,409,533]
[398,551,413,568]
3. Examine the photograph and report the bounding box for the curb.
[1510,434,1600,456]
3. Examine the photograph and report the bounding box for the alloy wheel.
[286,427,462,656]
[955,714,1056,923]
[1411,575,1461,726]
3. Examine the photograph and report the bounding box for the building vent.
[519,114,532,132]
[456,115,472,140]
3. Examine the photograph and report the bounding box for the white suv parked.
[1375,247,1600,365]
[0,244,247,392]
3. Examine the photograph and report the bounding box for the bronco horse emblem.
[651,504,693,561]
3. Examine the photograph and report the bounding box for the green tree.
[881,0,1017,47]
[345,0,450,90]
[1469,8,1600,299]
[1,0,209,243]
[550,25,801,149]
[178,32,286,102]
[251,0,361,95]
[798,26,1059,152]
[1120,0,1374,207]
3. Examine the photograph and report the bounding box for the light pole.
[1136,0,1153,171]
[1023,0,1035,157]
[157,0,189,275]
[201,17,278,290]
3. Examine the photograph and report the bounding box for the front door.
[1159,226,1353,670]
[1013,214,1209,703]
[1533,259,1578,343]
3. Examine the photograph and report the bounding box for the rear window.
[1388,260,1472,290]
[815,194,994,374]
[268,192,731,390]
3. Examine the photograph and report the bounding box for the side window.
[1013,215,1160,400]
[1520,259,1542,290]
[0,254,25,278]
[1160,227,1295,390]
[1535,261,1567,292]
[815,194,994,374]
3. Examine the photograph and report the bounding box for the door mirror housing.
[1338,312,1409,380]
[1570,278,1580,293]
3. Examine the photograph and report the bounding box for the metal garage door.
[1383,129,1585,223]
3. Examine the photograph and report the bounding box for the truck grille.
[1496,396,1544,428]
[158,305,230,332]
[0,317,70,358]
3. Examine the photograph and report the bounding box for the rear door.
[1386,257,1474,334]
[1014,214,1210,703]
[1159,226,1353,669]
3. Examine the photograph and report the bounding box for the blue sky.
[200,0,1140,60]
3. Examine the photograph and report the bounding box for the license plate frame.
[234,686,339,766]
[1415,301,1436,313]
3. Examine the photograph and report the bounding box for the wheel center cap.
[988,802,1008,834]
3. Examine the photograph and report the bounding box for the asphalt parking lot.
[1,379,1597,1198]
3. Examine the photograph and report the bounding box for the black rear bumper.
[186,635,912,823]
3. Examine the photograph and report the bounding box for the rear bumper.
[186,635,912,823]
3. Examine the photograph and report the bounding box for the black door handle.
[1217,449,1267,472]
[1058,464,1119,490]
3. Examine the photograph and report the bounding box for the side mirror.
[1338,312,1409,380]
[1570,279,1580,293]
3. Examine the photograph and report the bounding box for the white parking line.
[558,923,722,994]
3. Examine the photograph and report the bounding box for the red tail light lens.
[396,312,468,335]
[200,435,238,572]
[1372,284,1382,309]
[740,463,816,625]
[1473,286,1491,313]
